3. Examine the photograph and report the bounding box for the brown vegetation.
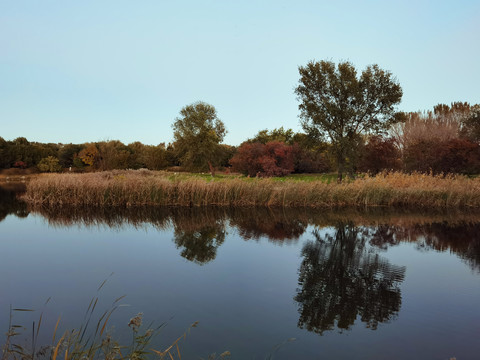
[22,170,480,208]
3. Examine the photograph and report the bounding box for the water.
[1,184,480,359]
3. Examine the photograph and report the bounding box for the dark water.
[1,184,480,359]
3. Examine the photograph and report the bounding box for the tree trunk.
[348,168,356,180]
[208,161,216,177]
[335,149,345,184]
[337,155,344,183]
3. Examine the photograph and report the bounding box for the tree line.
[1,60,479,178]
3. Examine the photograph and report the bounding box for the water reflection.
[0,183,28,221]
[2,185,480,271]
[366,223,480,272]
[171,209,226,265]
[295,222,406,334]
[229,208,307,244]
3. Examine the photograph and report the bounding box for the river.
[1,183,479,359]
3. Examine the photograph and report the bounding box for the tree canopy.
[295,60,402,181]
[172,102,226,174]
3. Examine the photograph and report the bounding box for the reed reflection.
[295,222,406,334]
[228,208,308,244]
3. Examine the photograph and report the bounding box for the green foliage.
[247,127,295,145]
[58,144,83,168]
[295,60,403,181]
[128,142,168,170]
[37,156,62,172]
[460,105,480,143]
[72,155,85,169]
[0,137,13,168]
[97,141,132,170]
[172,102,226,173]
[217,144,237,168]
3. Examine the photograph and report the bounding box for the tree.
[78,143,99,168]
[0,137,13,168]
[460,105,480,143]
[295,60,403,182]
[37,156,62,172]
[172,102,226,175]
[58,144,83,168]
[97,140,131,170]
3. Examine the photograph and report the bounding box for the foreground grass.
[2,295,230,360]
[21,170,480,208]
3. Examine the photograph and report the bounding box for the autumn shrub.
[292,144,330,173]
[435,139,480,174]
[359,136,401,174]
[230,141,294,177]
[404,138,480,174]
[13,161,27,169]
[403,139,441,173]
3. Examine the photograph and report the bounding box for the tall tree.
[295,60,402,182]
[172,102,226,175]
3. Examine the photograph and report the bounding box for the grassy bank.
[21,170,480,208]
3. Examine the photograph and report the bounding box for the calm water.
[1,184,480,359]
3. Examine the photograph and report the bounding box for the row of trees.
[2,102,479,176]
[2,61,479,177]
[0,137,172,172]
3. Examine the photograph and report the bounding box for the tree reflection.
[172,209,226,265]
[0,183,29,222]
[20,200,480,271]
[295,222,405,334]
[366,223,480,272]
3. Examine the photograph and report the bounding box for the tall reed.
[22,170,480,208]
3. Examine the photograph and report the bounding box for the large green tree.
[295,60,402,182]
[172,102,226,175]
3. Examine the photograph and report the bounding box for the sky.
[1,0,479,146]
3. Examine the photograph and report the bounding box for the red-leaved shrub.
[230,141,295,177]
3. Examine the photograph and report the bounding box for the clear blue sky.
[1,0,479,146]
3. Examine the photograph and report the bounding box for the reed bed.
[22,170,480,208]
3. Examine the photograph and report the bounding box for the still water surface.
[1,184,480,359]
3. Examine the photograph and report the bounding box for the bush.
[292,144,331,173]
[230,141,294,177]
[359,136,401,174]
[13,161,27,169]
[404,138,480,174]
[436,139,480,174]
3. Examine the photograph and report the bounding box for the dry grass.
[21,170,480,208]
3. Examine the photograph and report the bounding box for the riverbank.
[20,170,480,208]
